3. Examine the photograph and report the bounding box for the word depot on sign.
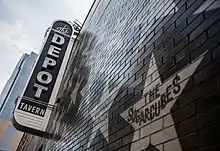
[33,33,65,99]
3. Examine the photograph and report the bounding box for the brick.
[121,133,133,146]
[212,44,220,60]
[110,123,121,135]
[125,91,142,108]
[198,126,220,146]
[130,137,149,151]
[100,145,109,151]
[186,0,197,8]
[196,92,220,114]
[163,55,190,80]
[132,130,140,142]
[138,45,153,65]
[178,116,198,136]
[208,20,220,37]
[193,59,220,85]
[171,103,196,123]
[163,114,175,128]
[204,0,220,18]
[116,145,130,151]
[179,132,199,151]
[181,31,207,59]
[94,141,104,151]
[162,57,176,72]
[134,81,145,95]
[176,0,204,32]
[112,139,122,150]
[191,30,220,61]
[161,1,186,32]
[116,125,132,139]
[146,144,163,151]
[175,13,204,45]
[164,138,182,151]
[198,107,220,128]
[178,77,218,107]
[140,119,163,138]
[197,145,220,151]
[190,8,220,41]
[151,125,179,145]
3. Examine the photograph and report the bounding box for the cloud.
[0,20,35,53]
[0,20,31,93]
[0,0,94,93]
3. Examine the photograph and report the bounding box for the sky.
[0,0,94,93]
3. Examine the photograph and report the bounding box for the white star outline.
[120,53,204,151]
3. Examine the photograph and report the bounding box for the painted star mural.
[120,53,203,150]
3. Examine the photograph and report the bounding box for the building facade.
[0,52,37,151]
[23,0,220,150]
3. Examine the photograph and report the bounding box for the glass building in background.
[0,52,38,151]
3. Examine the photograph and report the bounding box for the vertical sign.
[13,20,73,137]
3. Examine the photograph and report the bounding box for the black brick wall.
[24,0,220,151]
